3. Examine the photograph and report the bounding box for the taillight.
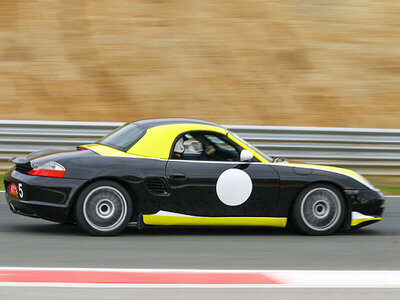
[28,162,66,178]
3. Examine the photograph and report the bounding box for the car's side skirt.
[142,211,287,227]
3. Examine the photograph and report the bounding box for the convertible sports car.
[4,118,384,236]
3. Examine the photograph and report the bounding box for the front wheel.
[75,180,133,236]
[292,184,345,235]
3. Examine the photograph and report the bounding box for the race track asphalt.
[1,287,400,300]
[0,193,399,298]
[0,193,399,270]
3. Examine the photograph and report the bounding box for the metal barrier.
[1,120,400,175]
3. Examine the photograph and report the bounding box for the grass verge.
[376,186,400,196]
[364,175,400,196]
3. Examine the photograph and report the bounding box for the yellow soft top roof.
[84,123,228,159]
[128,123,228,159]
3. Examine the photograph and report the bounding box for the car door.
[162,131,281,219]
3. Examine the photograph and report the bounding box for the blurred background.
[1,4,400,297]
[1,0,399,126]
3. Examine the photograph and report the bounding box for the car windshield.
[228,131,273,162]
[97,123,145,152]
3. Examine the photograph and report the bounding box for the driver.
[204,145,216,158]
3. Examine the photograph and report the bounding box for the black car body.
[4,119,384,235]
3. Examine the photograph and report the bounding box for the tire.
[291,184,345,235]
[75,180,133,236]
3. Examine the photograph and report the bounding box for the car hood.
[274,162,376,191]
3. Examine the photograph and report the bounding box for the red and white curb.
[0,268,399,288]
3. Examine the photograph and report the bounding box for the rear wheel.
[75,180,133,236]
[292,184,345,235]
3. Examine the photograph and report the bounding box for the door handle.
[169,173,186,180]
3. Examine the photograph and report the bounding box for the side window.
[203,134,240,161]
[171,131,242,162]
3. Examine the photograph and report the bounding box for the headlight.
[357,174,373,187]
[353,172,379,191]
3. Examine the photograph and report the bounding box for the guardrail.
[1,120,400,175]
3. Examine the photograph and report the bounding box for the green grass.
[0,173,399,195]
[364,175,400,196]
[376,186,400,196]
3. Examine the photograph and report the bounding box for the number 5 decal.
[18,183,23,199]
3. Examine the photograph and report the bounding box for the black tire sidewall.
[75,180,133,236]
[292,183,346,236]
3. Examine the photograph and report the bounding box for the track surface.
[0,194,399,298]
[0,287,400,300]
[0,194,399,270]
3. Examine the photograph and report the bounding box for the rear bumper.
[4,168,86,223]
[8,199,66,222]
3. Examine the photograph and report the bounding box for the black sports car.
[3,118,384,235]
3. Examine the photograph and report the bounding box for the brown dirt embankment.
[0,1,400,127]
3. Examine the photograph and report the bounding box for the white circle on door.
[216,168,253,206]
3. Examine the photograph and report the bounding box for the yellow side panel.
[351,217,382,227]
[143,215,287,227]
[128,124,227,159]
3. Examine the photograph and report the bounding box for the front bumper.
[348,189,385,229]
[4,168,86,223]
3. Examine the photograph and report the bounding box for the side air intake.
[145,178,169,195]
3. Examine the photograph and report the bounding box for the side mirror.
[240,150,253,162]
